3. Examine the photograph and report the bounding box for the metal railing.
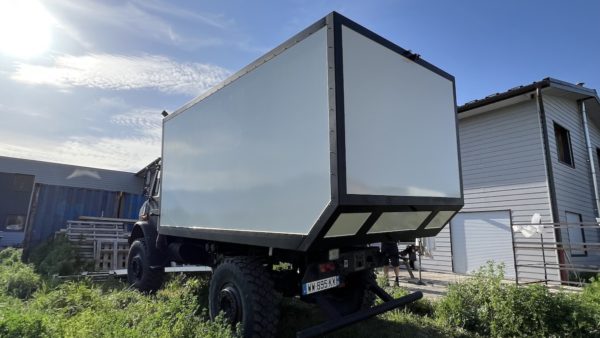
[511,222,600,286]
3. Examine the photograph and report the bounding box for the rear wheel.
[127,239,164,292]
[209,257,280,338]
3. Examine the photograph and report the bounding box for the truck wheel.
[325,269,376,315]
[209,257,280,338]
[127,239,164,292]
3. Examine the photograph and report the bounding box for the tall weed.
[28,235,92,276]
[0,248,41,300]
[436,262,600,337]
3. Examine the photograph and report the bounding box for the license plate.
[302,276,340,295]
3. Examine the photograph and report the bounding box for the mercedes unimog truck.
[127,12,463,338]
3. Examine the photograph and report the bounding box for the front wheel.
[209,257,280,338]
[127,239,164,292]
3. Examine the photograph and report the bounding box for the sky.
[0,0,599,172]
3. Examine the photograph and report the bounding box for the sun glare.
[0,0,54,58]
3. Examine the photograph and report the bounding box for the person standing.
[381,241,401,286]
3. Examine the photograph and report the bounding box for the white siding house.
[422,78,600,283]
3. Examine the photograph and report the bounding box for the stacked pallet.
[57,220,130,271]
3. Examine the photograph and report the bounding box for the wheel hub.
[131,255,143,280]
[218,284,242,323]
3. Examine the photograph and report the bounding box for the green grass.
[277,297,470,338]
[1,248,599,337]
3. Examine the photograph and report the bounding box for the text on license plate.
[302,276,340,295]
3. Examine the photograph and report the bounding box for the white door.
[451,211,515,278]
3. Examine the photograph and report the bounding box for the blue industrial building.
[0,156,145,250]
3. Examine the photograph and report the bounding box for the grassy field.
[1,245,599,337]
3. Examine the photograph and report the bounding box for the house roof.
[458,78,600,125]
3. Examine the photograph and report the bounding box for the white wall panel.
[161,27,330,234]
[341,26,460,198]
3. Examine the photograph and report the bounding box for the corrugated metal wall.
[23,184,144,249]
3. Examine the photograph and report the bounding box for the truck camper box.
[158,13,462,252]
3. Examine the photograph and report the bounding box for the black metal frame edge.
[332,13,453,82]
[565,210,588,257]
[160,225,305,250]
[309,205,463,250]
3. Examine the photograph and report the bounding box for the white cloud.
[110,109,163,139]
[46,0,228,49]
[11,54,230,96]
[47,0,179,45]
[0,103,164,172]
[130,0,235,30]
[0,128,160,172]
[56,135,161,171]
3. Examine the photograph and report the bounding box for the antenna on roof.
[161,110,169,117]
[576,82,585,87]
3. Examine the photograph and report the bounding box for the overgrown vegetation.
[0,249,237,337]
[0,248,41,300]
[28,235,92,276]
[436,262,600,337]
[1,248,599,337]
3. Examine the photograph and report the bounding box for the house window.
[554,123,574,167]
[565,211,586,257]
[3,215,25,232]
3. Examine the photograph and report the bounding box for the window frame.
[553,122,575,168]
[596,147,600,176]
[3,215,26,232]
[565,211,587,257]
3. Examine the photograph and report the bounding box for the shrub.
[0,249,42,300]
[0,248,237,337]
[0,305,53,338]
[375,280,436,317]
[0,265,42,300]
[435,262,505,335]
[25,275,237,337]
[580,275,600,335]
[436,262,600,337]
[0,247,21,266]
[28,235,92,276]
[581,274,600,306]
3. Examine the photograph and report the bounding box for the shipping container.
[23,184,144,249]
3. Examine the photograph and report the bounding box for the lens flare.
[0,0,54,58]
